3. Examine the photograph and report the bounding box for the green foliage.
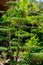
[25,35,39,47]
[0,46,8,51]
[0,0,43,65]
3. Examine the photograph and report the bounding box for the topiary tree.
[0,0,43,65]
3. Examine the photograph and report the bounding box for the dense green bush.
[0,0,43,65]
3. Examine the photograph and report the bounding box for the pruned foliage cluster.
[0,0,43,65]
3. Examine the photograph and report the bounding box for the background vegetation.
[0,0,43,65]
